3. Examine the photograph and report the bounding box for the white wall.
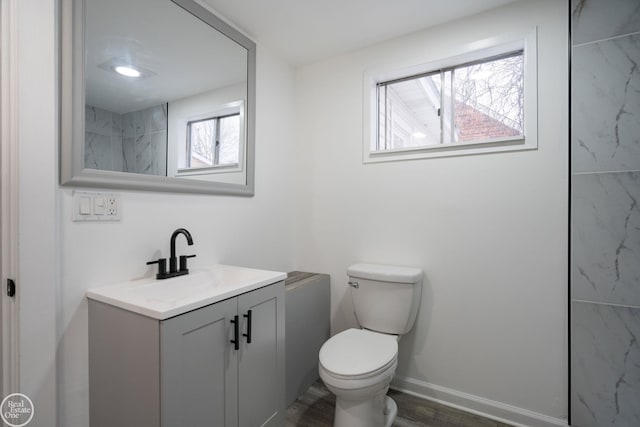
[55,46,295,427]
[294,0,568,424]
[16,0,58,425]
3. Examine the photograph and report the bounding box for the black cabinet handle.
[243,310,252,344]
[230,315,239,350]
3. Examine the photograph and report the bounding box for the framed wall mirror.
[60,0,256,196]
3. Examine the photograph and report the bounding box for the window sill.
[365,136,536,163]
[176,163,241,176]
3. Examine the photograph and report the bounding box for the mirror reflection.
[84,0,248,184]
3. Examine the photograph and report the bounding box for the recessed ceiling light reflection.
[113,65,142,78]
[97,58,155,79]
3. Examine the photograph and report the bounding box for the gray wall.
[571,0,640,425]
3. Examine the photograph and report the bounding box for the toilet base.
[333,390,397,427]
[383,395,398,427]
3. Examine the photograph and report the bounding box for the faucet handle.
[179,254,196,272]
[147,258,167,278]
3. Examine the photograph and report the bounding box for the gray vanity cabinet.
[89,281,285,427]
[161,297,239,426]
[237,284,285,426]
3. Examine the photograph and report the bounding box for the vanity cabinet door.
[161,297,239,427]
[237,282,285,427]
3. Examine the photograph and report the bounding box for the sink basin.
[86,264,286,319]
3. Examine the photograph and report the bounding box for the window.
[377,51,524,150]
[364,29,537,162]
[186,113,240,169]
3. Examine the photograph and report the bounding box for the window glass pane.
[189,119,216,167]
[218,114,240,165]
[376,73,441,151]
[186,113,240,168]
[453,53,524,142]
[442,71,454,144]
[377,86,388,151]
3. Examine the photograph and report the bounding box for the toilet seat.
[319,328,398,380]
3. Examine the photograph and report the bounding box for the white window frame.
[185,112,241,168]
[363,27,538,163]
[176,100,245,177]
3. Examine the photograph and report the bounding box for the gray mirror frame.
[60,0,256,196]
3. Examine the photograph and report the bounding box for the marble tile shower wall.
[85,105,123,172]
[85,104,168,175]
[571,0,640,426]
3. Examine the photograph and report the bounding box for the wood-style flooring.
[286,380,514,427]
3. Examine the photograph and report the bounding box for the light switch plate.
[72,191,122,222]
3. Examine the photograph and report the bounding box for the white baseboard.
[390,376,568,427]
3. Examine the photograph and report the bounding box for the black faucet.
[147,228,196,280]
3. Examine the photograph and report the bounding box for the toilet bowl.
[319,328,399,427]
[318,263,423,427]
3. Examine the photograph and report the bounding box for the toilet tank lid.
[347,263,423,283]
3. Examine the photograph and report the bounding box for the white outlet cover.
[72,191,122,222]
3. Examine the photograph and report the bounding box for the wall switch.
[94,197,105,215]
[72,191,122,222]
[79,196,92,215]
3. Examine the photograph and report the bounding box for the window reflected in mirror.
[186,113,240,169]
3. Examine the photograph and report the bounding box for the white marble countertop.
[86,264,286,320]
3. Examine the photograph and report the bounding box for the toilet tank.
[347,263,423,335]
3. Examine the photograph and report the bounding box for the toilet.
[318,263,423,427]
